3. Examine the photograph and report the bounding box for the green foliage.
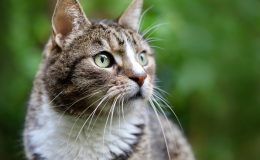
[0,0,259,159]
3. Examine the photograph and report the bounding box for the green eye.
[138,52,148,66]
[94,52,112,68]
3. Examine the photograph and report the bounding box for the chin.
[125,91,152,111]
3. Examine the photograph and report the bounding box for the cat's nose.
[130,74,147,86]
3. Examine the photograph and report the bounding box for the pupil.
[141,55,144,61]
[101,56,104,63]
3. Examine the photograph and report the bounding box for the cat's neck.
[29,90,146,160]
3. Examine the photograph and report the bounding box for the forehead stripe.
[121,32,145,75]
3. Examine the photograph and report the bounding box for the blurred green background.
[0,0,260,159]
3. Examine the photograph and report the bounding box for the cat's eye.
[138,52,148,66]
[94,52,112,68]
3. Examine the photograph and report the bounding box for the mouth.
[127,90,143,101]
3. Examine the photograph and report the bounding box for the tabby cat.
[23,0,195,159]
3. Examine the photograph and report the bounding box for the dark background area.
[0,0,260,159]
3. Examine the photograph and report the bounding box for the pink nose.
[130,74,147,86]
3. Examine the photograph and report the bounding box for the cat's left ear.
[117,0,143,31]
[52,0,91,49]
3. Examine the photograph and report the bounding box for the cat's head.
[43,0,155,117]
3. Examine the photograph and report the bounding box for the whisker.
[121,96,127,126]
[152,93,183,132]
[79,85,106,96]
[109,95,121,139]
[65,94,107,153]
[73,91,116,143]
[137,6,154,33]
[48,89,65,105]
[101,92,121,158]
[145,37,163,42]
[144,27,161,43]
[153,86,170,96]
[118,96,122,134]
[151,95,179,156]
[149,99,171,160]
[140,23,169,41]
[74,107,97,143]
[102,102,114,159]
[146,38,164,43]
[75,95,112,159]
[139,21,158,40]
[150,45,165,50]
[58,88,104,124]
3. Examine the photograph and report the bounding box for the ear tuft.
[117,0,143,31]
[52,0,91,48]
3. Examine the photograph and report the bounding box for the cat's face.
[43,0,154,117]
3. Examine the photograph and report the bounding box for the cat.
[23,0,195,159]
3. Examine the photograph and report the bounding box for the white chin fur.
[29,91,145,160]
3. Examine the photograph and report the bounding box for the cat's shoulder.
[147,110,195,160]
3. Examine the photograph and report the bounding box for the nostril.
[130,74,147,86]
[132,77,139,82]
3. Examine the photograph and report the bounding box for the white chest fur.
[29,94,144,160]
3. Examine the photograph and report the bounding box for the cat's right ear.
[52,0,91,49]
